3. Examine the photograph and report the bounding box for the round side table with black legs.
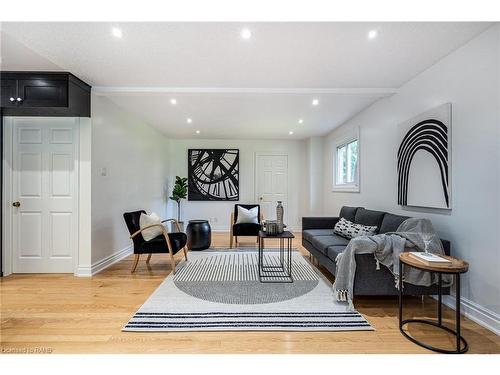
[399,252,469,354]
[186,220,212,250]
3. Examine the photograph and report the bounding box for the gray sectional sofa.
[302,206,450,296]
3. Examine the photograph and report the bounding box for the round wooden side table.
[398,252,469,354]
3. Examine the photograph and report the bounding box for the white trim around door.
[2,117,92,276]
[254,153,289,227]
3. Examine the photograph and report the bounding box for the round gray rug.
[173,252,320,305]
[174,280,319,304]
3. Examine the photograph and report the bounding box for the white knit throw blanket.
[332,218,452,309]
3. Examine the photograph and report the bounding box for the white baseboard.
[75,245,133,277]
[75,265,92,277]
[437,294,500,335]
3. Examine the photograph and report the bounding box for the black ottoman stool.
[186,220,212,250]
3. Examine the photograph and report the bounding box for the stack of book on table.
[409,252,451,266]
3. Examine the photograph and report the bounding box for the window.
[333,131,359,192]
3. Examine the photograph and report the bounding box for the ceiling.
[0,22,493,139]
[103,93,383,139]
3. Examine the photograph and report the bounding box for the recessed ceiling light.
[170,98,177,105]
[368,29,378,40]
[111,27,123,38]
[312,99,319,106]
[298,119,304,124]
[195,130,200,134]
[289,131,294,135]
[187,118,193,124]
[241,28,252,40]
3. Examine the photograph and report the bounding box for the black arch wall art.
[397,103,452,209]
[188,149,239,201]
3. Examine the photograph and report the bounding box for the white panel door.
[255,155,288,224]
[12,118,78,273]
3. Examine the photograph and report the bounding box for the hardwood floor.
[1,232,499,354]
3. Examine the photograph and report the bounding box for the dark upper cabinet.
[0,72,90,117]
[18,77,68,107]
[1,79,17,108]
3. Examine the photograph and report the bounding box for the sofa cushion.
[339,206,360,222]
[379,213,411,234]
[302,229,334,243]
[310,234,350,255]
[354,208,385,231]
[326,245,346,262]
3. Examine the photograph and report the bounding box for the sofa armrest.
[302,217,339,230]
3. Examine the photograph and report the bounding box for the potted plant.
[169,176,188,231]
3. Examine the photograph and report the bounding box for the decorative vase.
[276,201,284,233]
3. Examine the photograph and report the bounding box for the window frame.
[332,128,360,193]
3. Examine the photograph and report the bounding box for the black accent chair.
[230,204,263,248]
[123,210,188,273]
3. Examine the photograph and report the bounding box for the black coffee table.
[257,230,294,283]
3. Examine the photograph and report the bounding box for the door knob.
[259,197,263,200]
[9,97,15,102]
[12,201,20,208]
[16,97,23,102]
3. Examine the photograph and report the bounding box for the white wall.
[322,25,500,330]
[91,95,170,264]
[166,138,308,231]
[306,137,324,216]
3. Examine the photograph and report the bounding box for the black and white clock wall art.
[397,103,452,210]
[188,149,239,201]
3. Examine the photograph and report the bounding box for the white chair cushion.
[139,212,163,241]
[235,206,259,224]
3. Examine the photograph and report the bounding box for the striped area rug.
[123,249,373,332]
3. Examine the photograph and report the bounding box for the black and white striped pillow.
[334,217,378,239]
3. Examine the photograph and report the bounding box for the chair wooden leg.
[131,254,140,273]
[235,236,238,248]
[183,246,188,261]
[146,254,152,264]
[230,234,233,248]
[169,251,176,274]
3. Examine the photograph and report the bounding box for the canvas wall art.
[188,149,239,201]
[397,103,452,209]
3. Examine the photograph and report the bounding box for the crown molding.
[92,86,399,96]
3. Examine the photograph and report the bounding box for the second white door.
[255,154,288,224]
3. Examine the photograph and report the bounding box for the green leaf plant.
[169,176,188,221]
